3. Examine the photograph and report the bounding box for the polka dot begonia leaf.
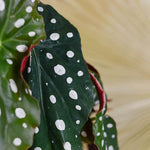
[80,68,106,144]
[23,2,95,150]
[93,114,119,150]
[0,0,45,149]
[80,65,119,149]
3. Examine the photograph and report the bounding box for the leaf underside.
[0,0,45,149]
[23,2,95,150]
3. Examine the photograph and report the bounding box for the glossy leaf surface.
[0,0,45,149]
[24,2,94,150]
[81,66,118,150]
[81,66,107,145]
[93,114,119,150]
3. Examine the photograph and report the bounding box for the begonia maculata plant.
[0,0,119,150]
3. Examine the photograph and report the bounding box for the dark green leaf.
[81,66,118,150]
[24,2,94,150]
[80,65,107,145]
[0,0,45,149]
[93,114,119,150]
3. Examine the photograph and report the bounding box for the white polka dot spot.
[67,32,73,38]
[86,87,89,90]
[75,105,81,111]
[51,18,56,24]
[102,125,104,131]
[18,97,22,101]
[9,79,18,93]
[101,139,104,147]
[63,142,71,150]
[34,147,42,150]
[81,131,87,137]
[37,6,44,12]
[109,145,114,150]
[112,134,115,139]
[6,59,13,65]
[0,0,5,11]
[54,64,66,76]
[16,45,28,52]
[66,51,74,58]
[77,60,80,63]
[15,18,25,28]
[76,120,80,125]
[13,138,22,146]
[22,123,27,128]
[103,132,107,137]
[97,132,100,136]
[25,88,28,94]
[26,6,33,13]
[50,33,60,41]
[15,108,26,119]
[28,31,36,37]
[28,89,32,95]
[46,53,53,59]
[77,71,84,77]
[69,90,78,100]
[99,116,102,121]
[55,120,65,131]
[75,135,78,138]
[49,95,56,104]
[66,77,73,84]
[27,67,31,73]
[107,123,113,128]
[34,127,39,134]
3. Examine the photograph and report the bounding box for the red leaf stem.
[21,45,35,72]
[86,62,100,77]
[90,73,106,112]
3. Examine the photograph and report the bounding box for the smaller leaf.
[93,113,119,150]
[80,65,110,146]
